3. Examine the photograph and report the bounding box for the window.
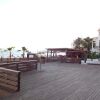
[99,40,100,48]
[93,41,96,48]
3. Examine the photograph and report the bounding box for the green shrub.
[96,53,100,59]
[90,52,97,59]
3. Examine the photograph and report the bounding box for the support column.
[51,50,52,61]
[46,50,48,62]
[53,51,55,61]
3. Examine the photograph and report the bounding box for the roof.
[46,48,84,52]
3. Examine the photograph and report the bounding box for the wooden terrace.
[1,62,100,100]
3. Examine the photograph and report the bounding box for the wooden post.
[51,50,52,61]
[39,57,42,71]
[47,50,48,62]
[51,50,52,57]
[17,71,21,91]
[52,51,54,61]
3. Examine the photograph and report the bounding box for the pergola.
[46,48,85,63]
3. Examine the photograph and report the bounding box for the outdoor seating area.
[1,62,100,100]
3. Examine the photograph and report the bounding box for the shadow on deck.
[1,62,100,100]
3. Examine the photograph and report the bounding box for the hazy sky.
[0,0,100,52]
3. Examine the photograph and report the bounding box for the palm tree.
[21,47,27,58]
[17,50,21,57]
[0,48,3,62]
[7,47,15,62]
[16,50,22,61]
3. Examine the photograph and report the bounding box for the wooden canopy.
[47,48,85,52]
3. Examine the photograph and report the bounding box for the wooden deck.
[1,62,100,100]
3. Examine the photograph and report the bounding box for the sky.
[0,0,100,52]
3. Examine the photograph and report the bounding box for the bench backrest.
[0,67,20,91]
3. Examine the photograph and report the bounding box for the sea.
[0,50,27,58]
[0,49,47,58]
[0,49,66,58]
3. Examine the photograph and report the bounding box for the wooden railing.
[0,60,38,72]
[0,67,20,91]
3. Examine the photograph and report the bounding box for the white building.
[91,29,100,53]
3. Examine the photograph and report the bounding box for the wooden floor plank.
[1,62,100,100]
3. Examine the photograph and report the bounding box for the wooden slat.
[0,78,18,86]
[0,89,10,96]
[0,68,20,75]
[18,67,32,71]
[0,82,18,91]
[0,67,20,91]
[0,74,18,81]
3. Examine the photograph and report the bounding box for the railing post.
[17,71,21,91]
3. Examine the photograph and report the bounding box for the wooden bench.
[0,67,21,91]
[18,60,37,71]
[0,60,38,72]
